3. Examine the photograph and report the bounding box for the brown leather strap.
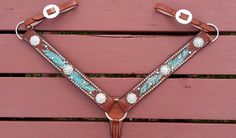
[154,3,214,32]
[23,0,79,29]
[118,31,212,112]
[22,29,115,112]
[18,2,218,138]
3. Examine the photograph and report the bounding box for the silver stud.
[160,65,171,76]
[193,37,204,48]
[126,93,137,104]
[95,93,106,104]
[63,65,74,75]
[30,35,40,46]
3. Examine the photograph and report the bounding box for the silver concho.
[193,37,204,48]
[159,65,171,76]
[63,65,74,75]
[126,93,137,104]
[95,93,106,104]
[30,35,41,46]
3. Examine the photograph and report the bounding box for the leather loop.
[105,99,127,138]
[155,3,214,32]
[23,0,79,29]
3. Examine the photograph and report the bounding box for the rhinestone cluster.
[95,93,106,104]
[126,93,138,104]
[30,35,41,46]
[63,65,74,75]
[159,65,171,76]
[193,37,204,48]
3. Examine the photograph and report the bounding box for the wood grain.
[0,77,236,120]
[1,35,234,74]
[1,0,235,31]
[0,121,236,138]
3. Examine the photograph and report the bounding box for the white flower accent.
[160,65,171,76]
[126,93,137,104]
[63,65,74,75]
[193,37,204,48]
[95,93,106,104]
[30,35,40,46]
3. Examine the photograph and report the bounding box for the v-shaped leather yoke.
[16,1,218,138]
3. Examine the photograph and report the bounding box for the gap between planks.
[0,73,235,79]
[0,117,236,124]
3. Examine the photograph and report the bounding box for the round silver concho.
[95,93,106,104]
[159,65,171,76]
[30,35,40,46]
[126,93,138,104]
[193,37,205,48]
[63,65,74,75]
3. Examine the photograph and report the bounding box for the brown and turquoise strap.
[118,31,213,112]
[16,2,219,138]
[21,29,114,112]
[118,3,219,112]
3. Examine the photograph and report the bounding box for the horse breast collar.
[15,1,219,138]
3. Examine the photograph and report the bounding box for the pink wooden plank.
[1,34,235,74]
[1,0,235,31]
[0,77,236,120]
[0,122,236,138]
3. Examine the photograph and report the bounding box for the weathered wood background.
[0,0,236,137]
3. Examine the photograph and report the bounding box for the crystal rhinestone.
[63,65,74,75]
[126,93,138,104]
[160,65,171,76]
[30,35,40,46]
[95,93,106,104]
[193,37,204,48]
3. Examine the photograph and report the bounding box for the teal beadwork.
[69,72,96,93]
[140,73,163,95]
[43,48,66,68]
[167,48,189,70]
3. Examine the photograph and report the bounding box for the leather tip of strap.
[110,121,122,138]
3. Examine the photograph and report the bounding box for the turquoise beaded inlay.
[43,48,66,68]
[69,72,96,93]
[140,73,163,95]
[42,47,96,94]
[139,47,190,95]
[167,48,189,70]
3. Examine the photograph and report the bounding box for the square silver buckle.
[175,9,193,24]
[43,4,60,19]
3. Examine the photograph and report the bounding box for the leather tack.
[19,2,216,138]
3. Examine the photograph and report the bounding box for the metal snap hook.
[207,23,219,42]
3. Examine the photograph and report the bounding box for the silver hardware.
[63,65,74,75]
[105,112,128,121]
[43,4,60,19]
[15,21,25,40]
[160,65,171,76]
[175,9,193,24]
[30,35,41,46]
[207,23,219,42]
[193,37,204,48]
[95,93,106,104]
[126,93,138,104]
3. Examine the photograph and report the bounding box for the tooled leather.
[19,2,216,138]
[24,0,79,29]
[155,3,214,32]
[22,29,115,112]
[118,32,212,112]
